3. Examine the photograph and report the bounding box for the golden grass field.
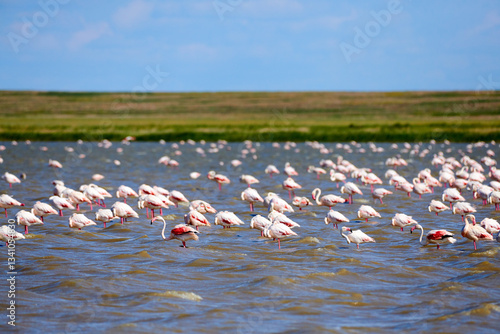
[1,90,499,141]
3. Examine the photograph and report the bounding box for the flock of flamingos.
[1,139,500,251]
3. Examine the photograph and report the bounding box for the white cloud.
[112,0,154,29]
[468,11,500,36]
[68,22,113,51]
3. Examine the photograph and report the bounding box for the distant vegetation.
[0,90,499,142]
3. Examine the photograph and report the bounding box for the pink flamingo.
[139,184,156,196]
[324,210,349,229]
[0,194,25,218]
[112,201,139,224]
[189,200,217,214]
[69,213,97,230]
[391,213,419,232]
[412,178,432,199]
[488,191,500,211]
[214,211,245,229]
[283,177,302,199]
[361,173,382,193]
[341,226,375,249]
[15,210,44,234]
[32,201,58,222]
[263,221,297,249]
[268,211,300,229]
[411,224,456,250]
[372,188,393,204]
[95,209,116,228]
[241,188,264,211]
[152,216,199,248]
[138,195,166,218]
[283,162,298,177]
[250,215,272,236]
[240,174,260,187]
[48,159,63,168]
[308,166,326,179]
[68,190,92,211]
[428,199,449,216]
[292,196,312,210]
[207,171,230,190]
[442,188,465,209]
[49,195,75,216]
[461,214,493,250]
[311,188,346,210]
[330,171,346,188]
[340,182,363,204]
[184,210,211,231]
[0,225,25,246]
[268,195,294,213]
[116,185,139,203]
[452,202,476,222]
[480,218,500,235]
[2,172,21,188]
[265,165,280,178]
[357,205,381,222]
[168,190,189,208]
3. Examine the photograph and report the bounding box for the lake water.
[0,140,499,333]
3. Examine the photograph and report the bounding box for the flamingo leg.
[336,183,339,188]
[473,241,477,250]
[104,222,107,228]
[371,184,374,193]
[365,218,368,223]
[356,244,359,249]
[288,191,292,199]
[124,198,127,204]
[401,227,403,232]
[121,217,124,224]
[24,225,28,234]
[9,183,12,188]
[4,209,7,218]
[261,231,263,237]
[196,226,199,231]
[250,203,253,212]
[41,216,44,222]
[278,238,281,249]
[59,209,63,217]
[436,212,438,216]
[379,198,383,204]
[102,200,106,208]
[76,204,80,211]
[146,209,149,219]
[218,183,222,191]
[182,241,186,248]
[160,208,163,216]
[317,174,320,180]
[90,202,93,210]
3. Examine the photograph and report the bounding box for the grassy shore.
[1,90,499,142]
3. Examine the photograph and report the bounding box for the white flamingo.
[340,226,375,249]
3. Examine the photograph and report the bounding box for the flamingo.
[87,184,112,206]
[330,171,346,188]
[267,195,294,213]
[32,201,58,222]
[214,211,245,229]
[412,178,432,199]
[2,172,21,188]
[207,171,230,190]
[152,216,199,248]
[0,225,25,246]
[473,184,494,205]
[292,196,312,210]
[283,177,302,199]
[92,174,105,181]
[241,188,264,212]
[263,221,297,249]
[411,224,456,249]
[68,213,97,230]
[116,185,139,203]
[15,210,44,234]
[428,199,450,216]
[361,173,382,193]
[95,209,116,228]
[265,165,280,178]
[488,191,500,211]
[391,213,419,232]
[190,172,201,179]
[240,174,259,187]
[283,162,298,177]
[48,159,63,168]
[0,194,25,218]
[311,188,346,210]
[189,200,217,214]
[250,215,272,236]
[49,195,75,216]
[357,205,381,222]
[82,186,104,210]
[184,210,211,231]
[324,210,349,229]
[442,188,465,209]
[395,181,414,197]
[480,218,500,235]
[168,190,189,208]
[138,184,156,196]
[340,182,363,204]
[461,214,493,250]
[452,202,476,222]
[112,201,139,224]
[268,211,300,229]
[68,190,92,211]
[308,166,326,179]
[372,188,393,204]
[138,195,166,218]
[340,226,375,249]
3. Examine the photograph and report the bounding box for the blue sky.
[1,0,499,92]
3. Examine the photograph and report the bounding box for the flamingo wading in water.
[152,216,199,248]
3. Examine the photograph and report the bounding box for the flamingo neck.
[313,189,321,205]
[161,218,167,240]
[341,231,351,244]
[418,225,426,245]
